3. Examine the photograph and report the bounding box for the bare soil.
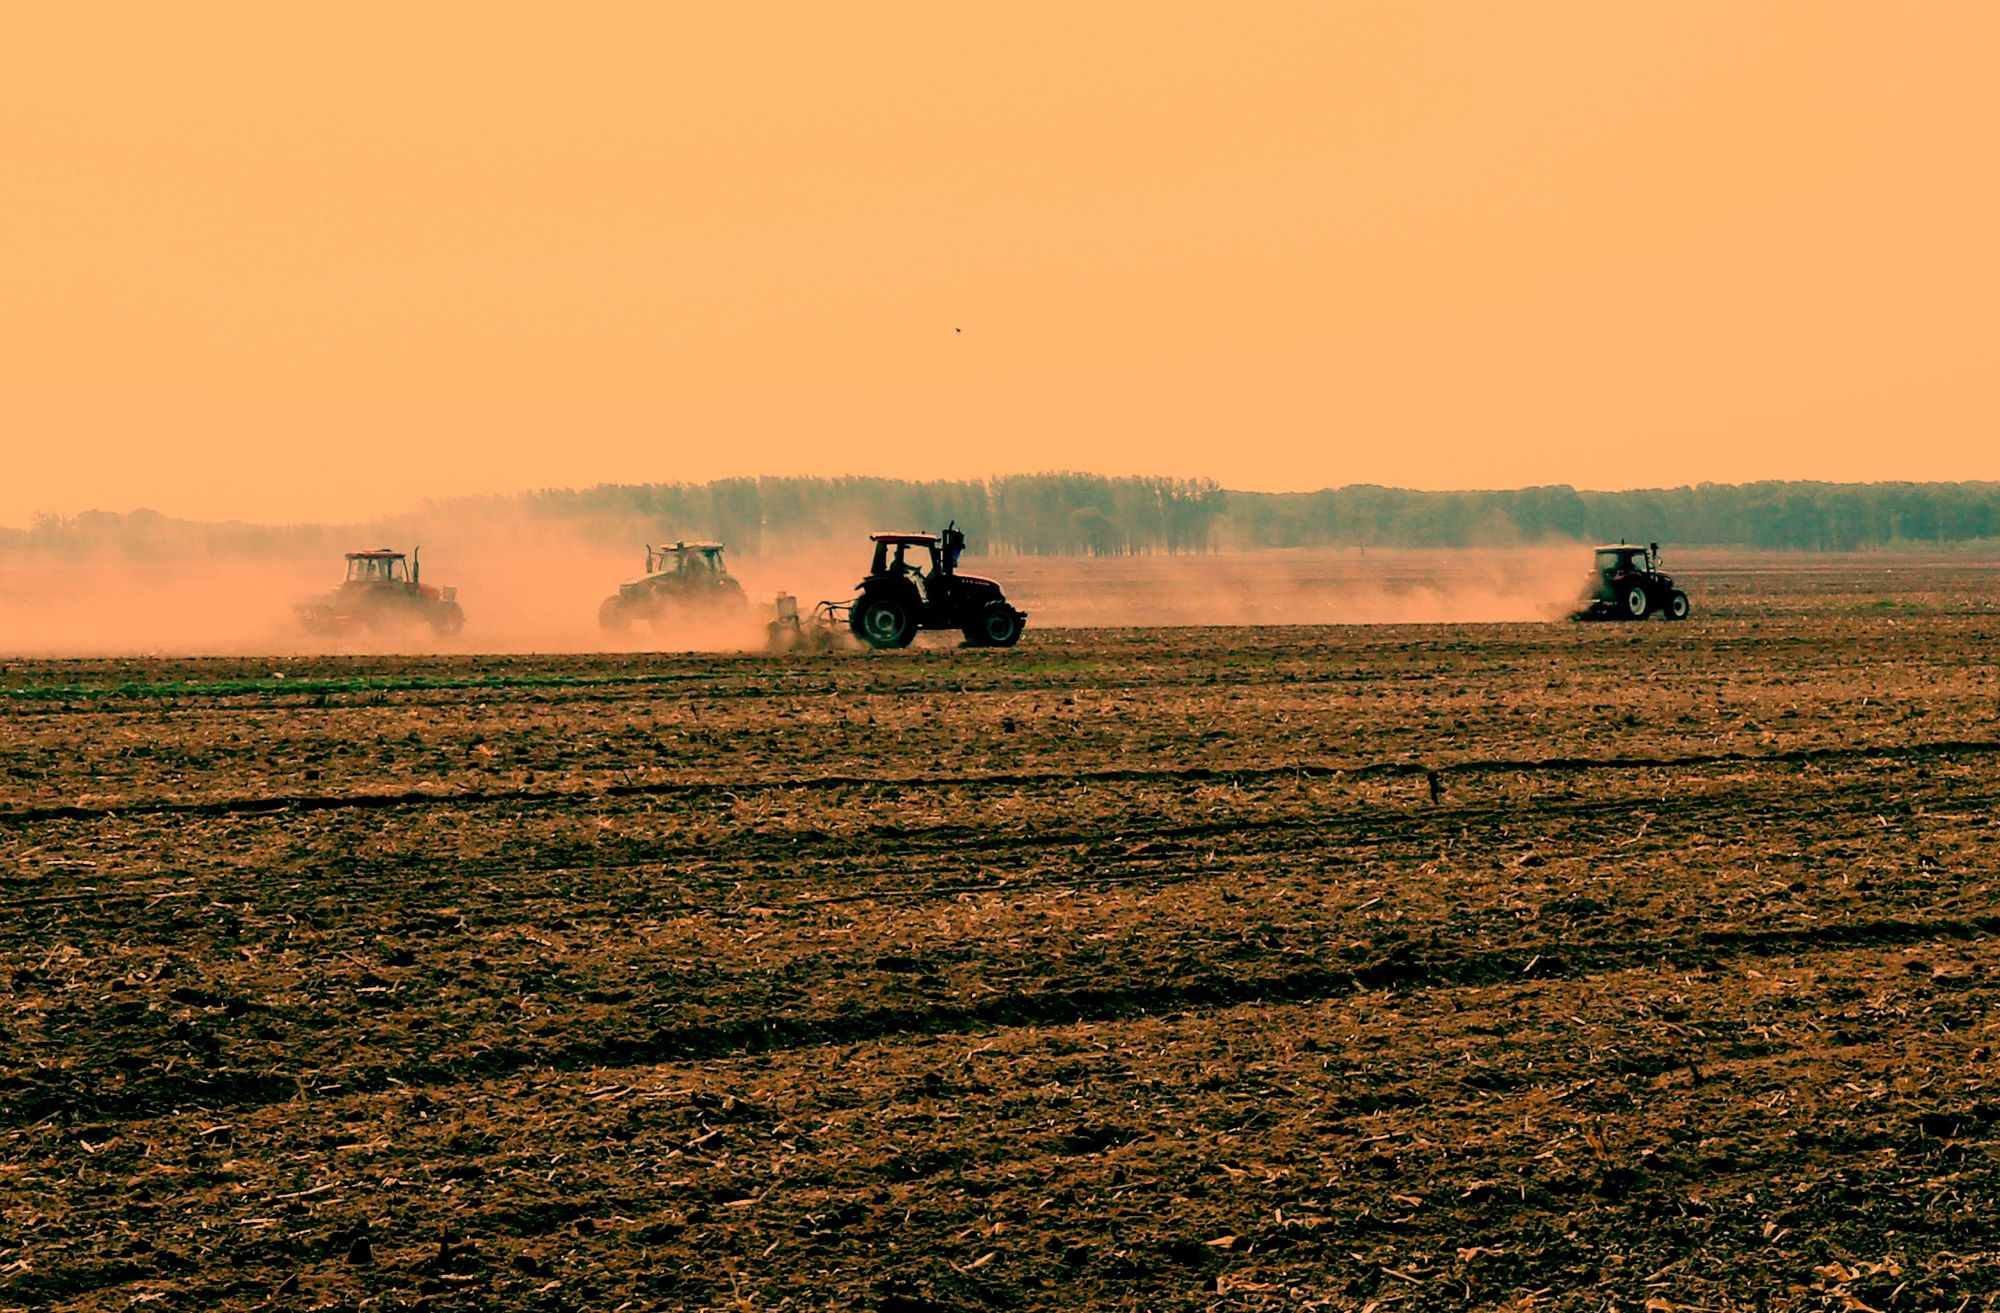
[2,552,1998,1311]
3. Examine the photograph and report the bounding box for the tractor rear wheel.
[966,603,1025,648]
[1621,584,1650,619]
[851,595,915,648]
[1666,590,1690,621]
[597,597,633,633]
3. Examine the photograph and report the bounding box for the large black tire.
[430,601,465,636]
[1666,590,1690,621]
[851,595,916,649]
[598,597,632,633]
[965,602,1025,648]
[1621,584,1650,620]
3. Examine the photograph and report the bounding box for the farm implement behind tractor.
[766,594,857,653]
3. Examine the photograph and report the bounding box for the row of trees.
[1222,481,2000,551]
[9,477,2000,558]
[455,474,1226,556]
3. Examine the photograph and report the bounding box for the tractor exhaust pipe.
[413,546,420,587]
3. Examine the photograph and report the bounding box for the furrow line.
[5,736,1995,826]
[9,912,1994,1128]
[7,776,1991,916]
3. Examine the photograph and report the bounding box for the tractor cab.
[643,541,729,581]
[867,532,943,589]
[1594,544,1653,581]
[345,550,413,586]
[864,523,967,597]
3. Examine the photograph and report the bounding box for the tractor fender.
[854,580,923,623]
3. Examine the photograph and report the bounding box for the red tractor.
[296,548,465,636]
[1572,542,1691,621]
[846,523,1026,648]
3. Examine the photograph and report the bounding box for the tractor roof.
[345,549,406,560]
[870,532,939,546]
[661,541,725,552]
[1593,543,1646,554]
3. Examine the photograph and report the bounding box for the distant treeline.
[1225,480,2000,551]
[8,476,2000,557]
[519,474,1227,556]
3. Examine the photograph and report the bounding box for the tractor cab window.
[347,556,406,583]
[1596,549,1646,575]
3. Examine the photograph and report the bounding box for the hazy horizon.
[15,469,2000,536]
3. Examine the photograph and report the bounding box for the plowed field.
[3,554,1998,1311]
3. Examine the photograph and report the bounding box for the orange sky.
[4,2,1995,528]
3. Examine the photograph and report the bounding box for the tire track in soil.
[5,734,1996,826]
[0,665,1403,721]
[4,638,1553,721]
[7,780,1992,932]
[7,771,1989,918]
[11,911,1994,1129]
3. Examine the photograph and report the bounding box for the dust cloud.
[991,547,1587,629]
[0,528,774,658]
[0,507,887,658]
[0,517,1588,658]
[0,556,330,657]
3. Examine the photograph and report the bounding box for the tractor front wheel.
[851,595,916,649]
[430,601,465,636]
[597,597,633,633]
[1621,584,1650,620]
[1666,590,1690,621]
[966,603,1025,648]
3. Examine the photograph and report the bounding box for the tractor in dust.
[1572,542,1691,621]
[598,541,748,633]
[296,548,464,636]
[844,523,1026,648]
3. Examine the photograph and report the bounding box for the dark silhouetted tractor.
[296,548,464,635]
[598,541,747,632]
[846,522,1026,649]
[1572,542,1690,621]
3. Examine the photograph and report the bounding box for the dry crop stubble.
[1,552,1998,1310]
